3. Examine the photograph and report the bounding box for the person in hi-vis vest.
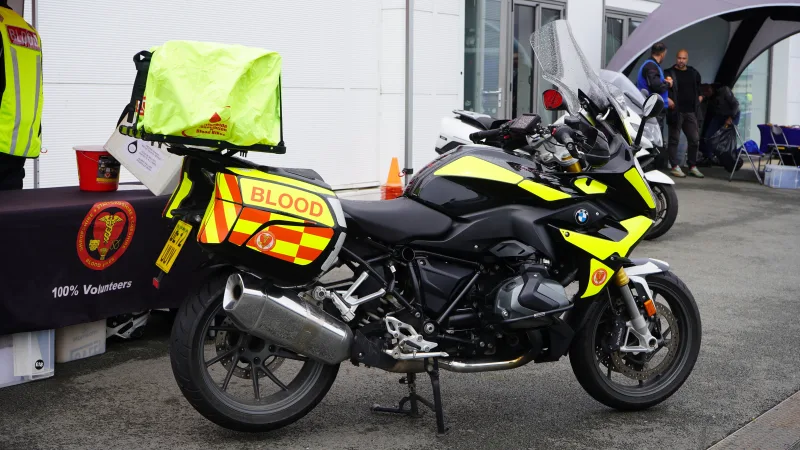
[0,0,43,190]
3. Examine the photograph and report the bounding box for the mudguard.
[626,258,670,299]
[644,170,674,185]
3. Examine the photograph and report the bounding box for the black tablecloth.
[0,186,205,334]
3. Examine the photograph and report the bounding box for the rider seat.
[340,198,452,244]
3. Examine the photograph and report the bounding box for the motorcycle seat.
[340,198,452,244]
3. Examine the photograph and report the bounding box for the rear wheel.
[170,271,340,432]
[645,184,678,240]
[569,271,701,410]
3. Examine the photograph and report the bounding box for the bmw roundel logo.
[575,209,589,224]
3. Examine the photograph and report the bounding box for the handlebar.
[469,128,503,143]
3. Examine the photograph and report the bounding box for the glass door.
[535,6,563,124]
[464,1,564,120]
[512,2,536,119]
[510,2,563,120]
[464,0,509,117]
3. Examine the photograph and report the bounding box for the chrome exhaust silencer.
[222,273,354,366]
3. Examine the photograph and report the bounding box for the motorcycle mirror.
[635,94,664,147]
[642,94,664,119]
[542,89,566,111]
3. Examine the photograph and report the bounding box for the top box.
[120,40,285,154]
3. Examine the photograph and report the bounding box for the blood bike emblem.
[77,201,136,271]
[591,268,608,286]
[254,230,276,251]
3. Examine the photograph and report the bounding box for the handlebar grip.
[469,128,503,143]
[553,126,575,146]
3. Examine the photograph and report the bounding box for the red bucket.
[74,145,121,192]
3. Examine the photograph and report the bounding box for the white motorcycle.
[435,74,677,240]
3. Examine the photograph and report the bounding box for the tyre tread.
[169,270,339,432]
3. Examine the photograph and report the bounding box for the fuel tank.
[404,145,580,217]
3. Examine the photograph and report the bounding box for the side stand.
[371,358,448,435]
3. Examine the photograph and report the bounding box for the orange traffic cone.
[380,157,404,200]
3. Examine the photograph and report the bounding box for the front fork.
[614,268,658,352]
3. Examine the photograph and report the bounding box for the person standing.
[636,42,671,169]
[664,49,704,178]
[0,0,43,190]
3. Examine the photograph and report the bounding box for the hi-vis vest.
[0,7,43,158]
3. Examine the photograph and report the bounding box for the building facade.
[13,0,795,189]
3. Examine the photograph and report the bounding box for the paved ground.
[1,168,799,450]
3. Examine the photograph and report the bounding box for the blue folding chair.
[729,125,764,184]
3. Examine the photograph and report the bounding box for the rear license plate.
[156,220,193,273]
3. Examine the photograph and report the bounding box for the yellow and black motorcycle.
[156,20,701,434]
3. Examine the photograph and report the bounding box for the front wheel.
[569,271,701,410]
[645,183,678,240]
[169,271,340,432]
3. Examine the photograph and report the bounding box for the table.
[757,124,800,163]
[0,186,205,335]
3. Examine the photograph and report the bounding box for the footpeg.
[383,317,448,360]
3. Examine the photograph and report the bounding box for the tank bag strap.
[125,51,152,126]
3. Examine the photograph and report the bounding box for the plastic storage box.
[0,330,55,389]
[55,320,107,363]
[764,164,800,189]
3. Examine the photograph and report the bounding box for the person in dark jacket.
[636,43,671,169]
[664,49,704,178]
[700,83,741,160]
[636,42,671,107]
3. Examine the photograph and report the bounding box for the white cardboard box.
[0,330,55,389]
[55,320,107,363]
[104,121,183,196]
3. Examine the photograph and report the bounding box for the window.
[463,1,565,119]
[603,12,647,68]
[732,50,771,142]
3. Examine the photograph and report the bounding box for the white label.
[131,141,166,174]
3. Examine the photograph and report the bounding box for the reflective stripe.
[9,47,21,155]
[22,55,42,157]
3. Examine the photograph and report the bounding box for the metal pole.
[32,0,40,189]
[404,0,414,185]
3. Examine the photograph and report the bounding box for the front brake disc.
[611,303,679,380]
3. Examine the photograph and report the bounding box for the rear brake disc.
[215,318,284,379]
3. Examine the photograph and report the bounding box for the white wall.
[785,35,800,125]
[380,0,465,180]
[770,38,790,125]
[30,0,464,191]
[566,0,604,70]
[605,0,659,14]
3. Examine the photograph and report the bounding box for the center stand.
[371,358,448,435]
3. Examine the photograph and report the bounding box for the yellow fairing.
[581,258,615,298]
[434,155,524,184]
[435,155,572,201]
[519,179,571,201]
[573,177,608,195]
[624,167,656,209]
[560,215,653,260]
[239,178,334,227]
[164,172,194,219]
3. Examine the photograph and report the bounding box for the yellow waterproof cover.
[138,41,282,147]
